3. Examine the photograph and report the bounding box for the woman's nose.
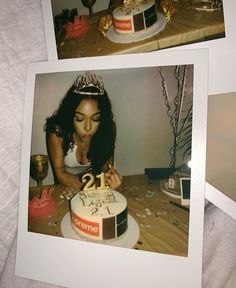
[84,119,91,132]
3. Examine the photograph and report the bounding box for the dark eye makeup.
[74,114,101,122]
[92,115,101,122]
[75,116,84,122]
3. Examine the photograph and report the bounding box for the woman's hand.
[98,14,113,37]
[104,165,123,191]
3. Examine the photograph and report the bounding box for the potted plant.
[145,65,192,180]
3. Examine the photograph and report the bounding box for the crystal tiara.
[74,72,105,95]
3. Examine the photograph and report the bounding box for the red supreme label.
[71,211,99,237]
[114,19,132,31]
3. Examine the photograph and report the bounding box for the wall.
[51,0,110,16]
[30,65,193,186]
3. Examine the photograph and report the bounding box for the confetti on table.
[145,208,152,216]
[155,211,167,215]
[140,224,151,228]
[145,190,156,198]
[146,194,155,198]
[59,187,79,200]
[135,197,145,201]
[58,200,65,206]
[170,220,180,225]
[136,213,146,218]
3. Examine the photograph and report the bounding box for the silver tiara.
[74,72,105,95]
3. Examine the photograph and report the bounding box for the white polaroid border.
[16,49,208,288]
[41,0,57,60]
[205,91,236,220]
[168,0,236,95]
[41,0,236,96]
[205,182,236,220]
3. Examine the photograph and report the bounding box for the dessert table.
[28,174,189,257]
[56,2,225,59]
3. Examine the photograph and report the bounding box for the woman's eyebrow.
[75,112,101,116]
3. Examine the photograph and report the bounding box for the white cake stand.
[107,13,167,44]
[61,212,140,249]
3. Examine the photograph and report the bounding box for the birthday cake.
[112,0,158,34]
[70,188,128,241]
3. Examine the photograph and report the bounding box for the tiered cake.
[112,0,158,34]
[70,188,128,241]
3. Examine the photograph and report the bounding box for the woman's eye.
[75,117,84,122]
[93,117,100,122]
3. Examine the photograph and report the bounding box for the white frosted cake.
[70,189,128,241]
[112,0,158,34]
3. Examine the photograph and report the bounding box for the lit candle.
[82,173,95,191]
[82,172,109,191]
[96,172,109,190]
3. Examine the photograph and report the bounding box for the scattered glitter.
[146,194,155,198]
[136,213,146,218]
[135,197,144,201]
[145,208,152,216]
[140,224,151,228]
[155,211,167,215]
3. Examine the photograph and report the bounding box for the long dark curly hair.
[45,79,116,174]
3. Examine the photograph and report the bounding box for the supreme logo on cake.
[71,211,99,236]
[113,19,132,31]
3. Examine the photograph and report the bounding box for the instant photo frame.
[16,50,208,288]
[40,0,236,97]
[42,0,225,62]
[205,92,236,220]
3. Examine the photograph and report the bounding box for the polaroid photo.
[41,0,236,95]
[205,91,236,220]
[16,49,208,288]
[42,0,226,61]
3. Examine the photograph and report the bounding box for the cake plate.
[192,1,222,12]
[61,212,140,249]
[107,13,167,44]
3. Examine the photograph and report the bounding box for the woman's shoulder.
[47,131,64,148]
[47,125,64,138]
[45,117,63,137]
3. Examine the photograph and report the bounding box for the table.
[56,2,225,59]
[28,174,189,257]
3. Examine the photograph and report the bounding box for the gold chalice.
[30,154,49,187]
[81,0,96,17]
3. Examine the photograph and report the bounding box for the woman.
[45,71,122,190]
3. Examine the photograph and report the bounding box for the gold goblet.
[30,154,49,187]
[81,0,99,24]
[81,0,96,17]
